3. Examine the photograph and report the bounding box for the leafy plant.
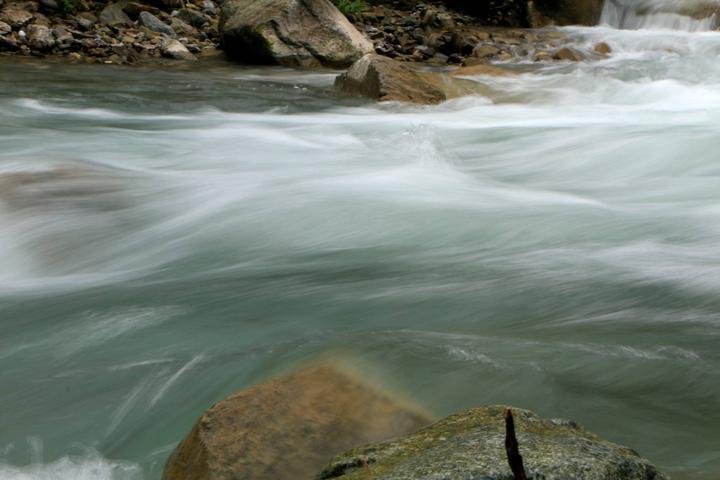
[333,0,366,16]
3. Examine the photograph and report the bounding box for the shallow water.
[2,20,720,480]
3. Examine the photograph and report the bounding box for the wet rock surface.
[162,362,432,480]
[320,405,668,480]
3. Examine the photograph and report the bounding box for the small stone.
[139,11,174,36]
[473,44,500,59]
[0,19,10,35]
[75,12,96,30]
[553,46,585,61]
[161,38,195,60]
[447,53,463,64]
[174,7,207,28]
[534,50,552,62]
[66,51,82,61]
[594,41,612,55]
[0,31,19,50]
[52,25,73,48]
[202,0,215,15]
[39,0,58,12]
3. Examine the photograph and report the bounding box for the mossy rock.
[319,405,668,480]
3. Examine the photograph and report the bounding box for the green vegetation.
[332,0,366,16]
[59,0,78,14]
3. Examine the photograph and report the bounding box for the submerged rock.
[553,46,585,61]
[320,405,667,480]
[219,0,372,67]
[162,362,431,480]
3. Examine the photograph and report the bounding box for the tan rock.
[451,64,515,77]
[219,0,372,68]
[473,43,500,58]
[161,38,196,60]
[335,53,443,104]
[594,41,612,55]
[553,46,585,61]
[162,362,432,480]
[0,6,33,28]
[26,23,54,50]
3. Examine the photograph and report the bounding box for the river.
[1,5,720,480]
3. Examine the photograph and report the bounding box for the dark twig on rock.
[504,408,528,480]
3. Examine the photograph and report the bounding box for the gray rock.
[99,2,132,26]
[139,11,174,36]
[170,17,196,36]
[320,405,668,480]
[0,31,18,50]
[161,38,195,60]
[202,0,216,15]
[75,12,97,30]
[27,24,55,50]
[174,7,208,28]
[219,0,372,68]
[39,0,59,12]
[0,6,33,28]
[52,25,73,48]
[0,19,10,35]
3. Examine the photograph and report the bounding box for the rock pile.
[0,0,220,63]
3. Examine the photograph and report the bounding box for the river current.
[1,7,720,480]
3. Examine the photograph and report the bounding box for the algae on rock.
[319,405,668,480]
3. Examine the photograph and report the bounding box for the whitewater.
[1,1,720,479]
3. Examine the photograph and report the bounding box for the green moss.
[332,0,366,17]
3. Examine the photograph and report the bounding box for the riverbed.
[1,22,720,480]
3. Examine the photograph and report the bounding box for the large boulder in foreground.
[335,54,490,104]
[162,362,432,480]
[320,405,667,480]
[532,0,605,25]
[219,0,372,67]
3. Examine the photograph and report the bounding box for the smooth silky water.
[2,6,720,480]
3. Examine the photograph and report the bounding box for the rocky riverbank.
[0,0,220,63]
[0,0,610,67]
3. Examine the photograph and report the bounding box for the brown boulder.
[219,0,372,67]
[335,53,487,104]
[553,46,585,61]
[162,362,432,480]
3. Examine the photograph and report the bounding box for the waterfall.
[600,0,719,30]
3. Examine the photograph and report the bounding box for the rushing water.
[2,12,720,480]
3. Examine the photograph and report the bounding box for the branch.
[504,408,528,480]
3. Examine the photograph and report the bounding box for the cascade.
[600,0,719,30]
